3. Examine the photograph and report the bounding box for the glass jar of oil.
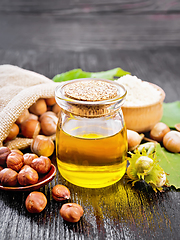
[55,78,127,188]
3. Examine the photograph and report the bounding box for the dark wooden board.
[0,1,180,239]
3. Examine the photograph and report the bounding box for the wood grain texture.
[0,13,180,51]
[0,0,180,14]
[0,1,180,239]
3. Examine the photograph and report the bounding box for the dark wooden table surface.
[0,1,180,240]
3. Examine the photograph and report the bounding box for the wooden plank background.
[0,1,180,240]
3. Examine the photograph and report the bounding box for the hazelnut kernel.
[52,185,70,201]
[31,135,54,157]
[6,152,24,172]
[31,156,51,174]
[0,147,11,166]
[23,153,38,166]
[25,191,47,213]
[18,165,39,186]
[11,149,23,155]
[60,203,83,223]
[0,168,18,186]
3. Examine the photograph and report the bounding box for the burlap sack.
[0,64,60,149]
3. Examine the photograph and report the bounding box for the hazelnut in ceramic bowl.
[116,75,165,133]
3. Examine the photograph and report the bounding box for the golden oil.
[56,122,127,188]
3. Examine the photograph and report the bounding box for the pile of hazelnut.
[26,186,84,223]
[127,122,180,153]
[0,147,52,187]
[0,147,84,223]
[4,97,61,149]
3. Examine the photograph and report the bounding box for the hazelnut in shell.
[40,115,58,136]
[18,165,39,186]
[0,168,18,186]
[6,151,24,172]
[163,130,180,153]
[52,103,61,114]
[175,123,180,132]
[16,109,30,125]
[150,122,170,142]
[31,135,54,157]
[52,185,70,201]
[127,129,143,151]
[0,147,11,166]
[60,203,83,223]
[25,191,47,213]
[5,123,19,141]
[45,97,56,106]
[21,119,41,139]
[27,113,39,121]
[31,156,51,174]
[29,98,47,116]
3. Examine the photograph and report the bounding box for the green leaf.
[155,143,180,189]
[161,101,180,128]
[90,68,130,80]
[52,68,130,82]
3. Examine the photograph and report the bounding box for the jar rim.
[55,78,127,106]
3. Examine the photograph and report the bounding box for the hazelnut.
[39,111,56,122]
[31,135,54,157]
[60,203,83,223]
[27,113,39,121]
[150,122,170,142]
[16,109,30,125]
[52,185,70,201]
[163,130,180,153]
[23,153,38,165]
[5,123,19,141]
[40,115,58,136]
[127,129,143,151]
[21,119,41,138]
[25,191,47,213]
[0,147,11,166]
[11,149,23,155]
[6,151,24,171]
[0,168,18,186]
[45,97,56,106]
[31,156,51,174]
[29,98,47,116]
[52,103,61,114]
[175,123,180,132]
[18,165,39,186]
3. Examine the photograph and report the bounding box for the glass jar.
[55,78,127,188]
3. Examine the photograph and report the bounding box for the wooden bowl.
[0,164,56,191]
[122,83,165,133]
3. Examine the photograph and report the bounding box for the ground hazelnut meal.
[116,75,162,107]
[64,80,117,101]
